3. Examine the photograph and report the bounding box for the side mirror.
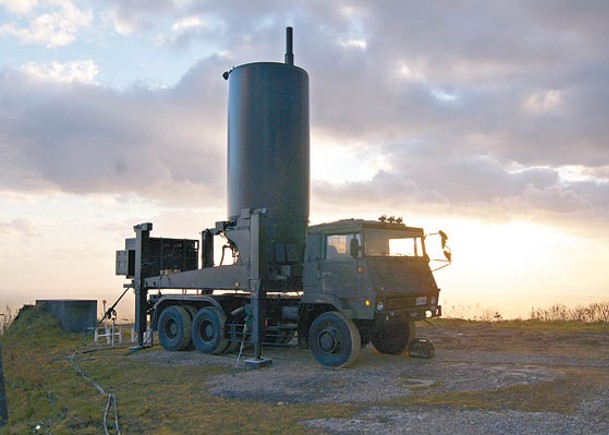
[428,230,453,272]
[349,238,360,258]
[438,230,451,262]
[438,230,448,248]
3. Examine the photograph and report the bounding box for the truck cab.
[300,219,442,362]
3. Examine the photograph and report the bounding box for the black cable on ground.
[103,393,119,435]
[69,349,121,434]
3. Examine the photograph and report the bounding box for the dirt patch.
[130,321,609,434]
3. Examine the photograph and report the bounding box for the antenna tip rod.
[285,27,294,65]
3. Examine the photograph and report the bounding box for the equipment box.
[409,337,435,358]
[115,237,198,278]
[146,237,199,276]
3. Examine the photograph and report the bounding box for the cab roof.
[308,218,424,236]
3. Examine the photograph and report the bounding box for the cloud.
[20,60,99,84]
[157,15,223,48]
[172,16,203,33]
[1,1,608,233]
[0,0,92,48]
[101,7,136,36]
[0,55,230,205]
[0,0,39,15]
[99,0,183,36]
[523,90,563,114]
[0,218,40,240]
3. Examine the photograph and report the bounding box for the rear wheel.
[182,305,198,350]
[309,311,361,367]
[372,321,415,355]
[192,306,229,354]
[183,305,197,319]
[157,306,192,351]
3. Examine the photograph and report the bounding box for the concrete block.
[36,299,97,333]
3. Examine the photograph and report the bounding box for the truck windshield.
[364,229,424,257]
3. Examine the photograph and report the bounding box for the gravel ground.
[304,406,609,435]
[131,322,609,434]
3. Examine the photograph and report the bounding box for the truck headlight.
[416,296,427,306]
[376,300,384,312]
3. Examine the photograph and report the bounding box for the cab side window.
[326,234,361,259]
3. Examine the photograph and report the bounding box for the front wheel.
[309,311,361,367]
[192,306,229,354]
[372,321,415,355]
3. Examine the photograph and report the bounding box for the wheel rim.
[318,326,340,353]
[201,321,214,342]
[165,319,178,339]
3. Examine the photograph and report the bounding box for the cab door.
[320,233,360,297]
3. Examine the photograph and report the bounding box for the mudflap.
[408,337,435,358]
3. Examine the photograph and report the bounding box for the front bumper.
[374,300,442,323]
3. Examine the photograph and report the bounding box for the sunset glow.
[1,1,607,320]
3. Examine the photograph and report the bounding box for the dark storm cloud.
[1,1,608,229]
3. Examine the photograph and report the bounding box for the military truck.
[115,28,449,367]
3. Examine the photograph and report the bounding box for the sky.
[0,0,608,320]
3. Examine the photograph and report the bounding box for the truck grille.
[385,295,417,311]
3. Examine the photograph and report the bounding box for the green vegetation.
[1,306,105,433]
[1,306,355,434]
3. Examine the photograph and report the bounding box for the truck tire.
[157,306,192,351]
[183,305,197,319]
[309,311,361,367]
[192,306,229,354]
[371,321,414,355]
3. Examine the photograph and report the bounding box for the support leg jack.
[244,357,273,369]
